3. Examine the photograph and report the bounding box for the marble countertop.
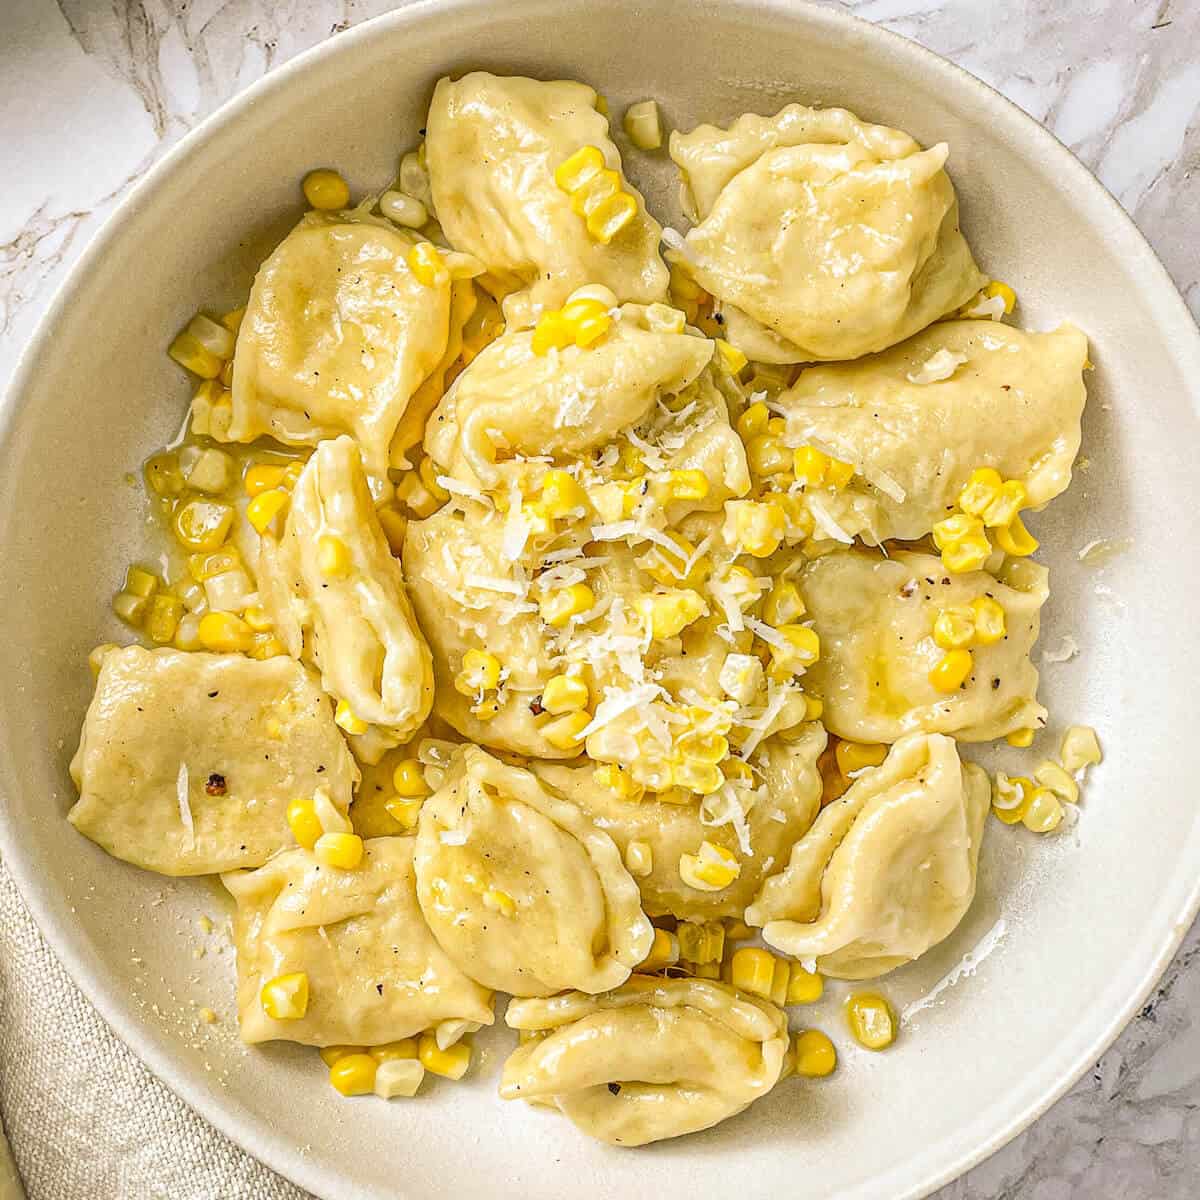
[0,1,1197,1197]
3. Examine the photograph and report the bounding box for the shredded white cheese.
[577,684,666,739]
[806,494,854,544]
[906,349,969,385]
[176,762,195,849]
[464,573,525,596]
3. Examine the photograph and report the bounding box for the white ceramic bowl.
[2,2,1198,1197]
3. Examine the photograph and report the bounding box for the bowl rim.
[2,1,1198,1197]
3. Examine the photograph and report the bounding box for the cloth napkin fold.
[0,862,308,1200]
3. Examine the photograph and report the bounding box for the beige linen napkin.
[0,862,308,1200]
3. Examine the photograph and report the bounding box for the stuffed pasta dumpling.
[413,746,652,996]
[747,732,989,978]
[69,647,357,876]
[777,321,1089,544]
[223,836,494,1045]
[227,213,466,475]
[532,724,825,920]
[426,73,668,326]
[798,549,1048,743]
[501,977,789,1145]
[257,435,434,762]
[669,103,984,362]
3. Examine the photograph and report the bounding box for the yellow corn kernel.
[471,697,502,723]
[957,467,1003,517]
[541,710,591,750]
[714,338,748,375]
[319,1045,364,1067]
[260,972,309,1021]
[396,472,440,519]
[315,534,351,577]
[370,1039,419,1062]
[594,763,644,803]
[168,330,223,379]
[540,469,589,518]
[454,649,502,696]
[640,588,707,640]
[933,605,977,651]
[804,694,824,721]
[144,451,184,497]
[624,839,653,877]
[384,796,424,830]
[638,532,711,588]
[145,593,183,644]
[661,469,709,502]
[1006,727,1036,748]
[408,241,448,287]
[172,499,234,551]
[763,580,805,627]
[1022,786,1064,833]
[942,534,992,574]
[994,513,1039,556]
[1061,725,1102,772]
[392,758,429,798]
[793,446,830,487]
[243,463,288,497]
[834,741,887,776]
[188,548,241,581]
[986,279,1017,314]
[482,888,517,917]
[726,499,786,558]
[540,583,595,627]
[221,306,245,334]
[970,596,1007,644]
[376,505,407,555]
[736,401,770,441]
[418,1032,471,1080]
[679,841,741,891]
[638,927,679,972]
[541,673,589,714]
[846,991,896,1050]
[982,479,1028,528]
[793,1030,837,1078]
[929,648,973,693]
[314,831,365,870]
[302,168,350,210]
[787,963,824,1005]
[769,624,821,679]
[991,772,1034,824]
[282,461,305,489]
[287,797,323,850]
[672,759,724,795]
[247,632,285,661]
[826,457,855,490]
[554,144,606,192]
[932,512,982,551]
[417,457,450,503]
[747,434,791,478]
[329,1053,378,1096]
[729,947,778,999]
[531,310,574,356]
[197,611,253,653]
[242,604,273,633]
[677,921,725,966]
[587,189,637,243]
[335,699,369,736]
[1034,760,1080,805]
[246,488,289,534]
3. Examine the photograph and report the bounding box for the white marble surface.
[0,1,1197,1197]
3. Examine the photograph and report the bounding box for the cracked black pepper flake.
[205,773,227,796]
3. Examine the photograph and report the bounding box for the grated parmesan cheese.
[176,762,195,849]
[906,348,968,385]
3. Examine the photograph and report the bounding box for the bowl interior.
[1,2,1198,1198]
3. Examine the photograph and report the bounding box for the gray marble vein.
[0,1,1197,1197]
